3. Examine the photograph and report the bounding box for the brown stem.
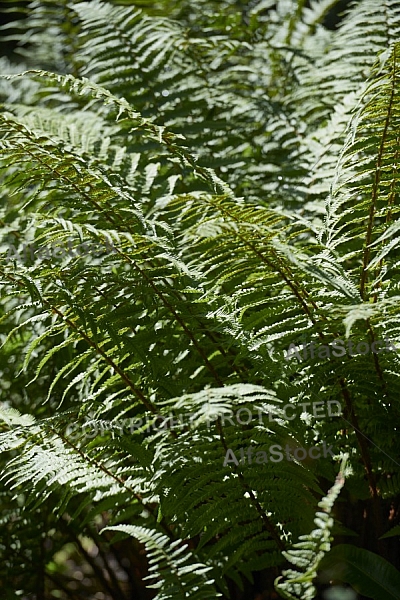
[360,47,396,299]
[339,380,385,554]
[215,417,285,551]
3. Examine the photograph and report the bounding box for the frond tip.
[274,455,349,600]
[101,524,221,600]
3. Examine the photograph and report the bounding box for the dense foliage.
[1,1,400,598]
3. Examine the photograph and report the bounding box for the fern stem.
[366,320,389,397]
[50,304,157,411]
[339,380,385,553]
[360,45,396,299]
[372,131,400,302]
[113,246,225,384]
[215,417,286,551]
[48,424,177,542]
[204,196,321,324]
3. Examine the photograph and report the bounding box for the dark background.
[0,0,354,61]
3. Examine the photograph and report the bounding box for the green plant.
[1,1,400,599]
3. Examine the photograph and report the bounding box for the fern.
[102,525,221,600]
[274,455,348,599]
[1,1,400,598]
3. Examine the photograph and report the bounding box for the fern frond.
[103,525,221,600]
[274,455,348,599]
